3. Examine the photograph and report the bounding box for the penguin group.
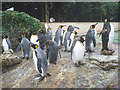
[2,17,115,81]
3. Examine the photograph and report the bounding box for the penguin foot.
[39,76,44,81]
[26,57,29,59]
[21,57,25,59]
[89,50,95,53]
[35,74,41,77]
[47,73,51,76]
[75,63,80,67]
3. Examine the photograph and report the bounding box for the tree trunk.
[42,3,44,21]
[45,2,49,22]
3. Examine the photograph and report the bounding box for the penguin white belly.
[62,32,65,44]
[33,51,39,73]
[108,23,114,49]
[72,41,85,63]
[2,39,9,51]
[30,35,39,45]
[67,34,74,51]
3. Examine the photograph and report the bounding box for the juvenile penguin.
[45,40,60,64]
[100,18,114,51]
[31,44,51,81]
[2,35,12,52]
[85,23,98,53]
[64,30,77,52]
[37,29,46,50]
[54,25,65,46]
[71,36,85,67]
[16,34,31,59]
[45,27,53,41]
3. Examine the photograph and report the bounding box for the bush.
[1,10,44,50]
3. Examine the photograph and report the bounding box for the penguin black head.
[79,36,85,43]
[45,40,52,45]
[33,31,36,35]
[31,44,38,49]
[38,29,44,33]
[21,33,25,37]
[48,27,51,30]
[3,35,7,39]
[75,31,77,35]
[59,25,64,28]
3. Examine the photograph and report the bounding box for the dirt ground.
[2,43,119,88]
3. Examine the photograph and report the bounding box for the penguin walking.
[2,35,12,52]
[45,27,53,41]
[85,23,98,53]
[45,40,60,64]
[16,34,31,59]
[37,29,46,50]
[31,44,51,81]
[64,30,77,52]
[54,25,65,46]
[71,35,85,67]
[100,18,115,51]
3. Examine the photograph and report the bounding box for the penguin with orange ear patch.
[85,23,98,53]
[71,35,85,67]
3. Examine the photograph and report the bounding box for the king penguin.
[37,29,46,50]
[54,25,65,46]
[30,31,39,46]
[45,40,60,64]
[100,18,115,51]
[45,27,53,41]
[31,44,51,81]
[85,23,98,53]
[64,30,77,52]
[71,35,85,67]
[64,25,79,51]
[2,35,12,52]
[16,34,31,59]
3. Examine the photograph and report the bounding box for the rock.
[89,54,118,70]
[0,50,21,69]
[101,50,115,55]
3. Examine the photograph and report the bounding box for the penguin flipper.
[92,36,96,47]
[16,43,22,52]
[37,58,42,73]
[71,39,77,59]
[6,38,12,49]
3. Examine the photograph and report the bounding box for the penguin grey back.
[35,47,48,76]
[6,38,12,49]
[54,27,61,44]
[85,28,96,52]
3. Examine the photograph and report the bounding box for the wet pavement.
[1,43,119,88]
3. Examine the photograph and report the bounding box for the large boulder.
[0,49,21,69]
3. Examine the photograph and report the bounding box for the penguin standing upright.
[37,29,46,50]
[85,23,98,53]
[71,35,85,67]
[66,30,77,52]
[100,18,115,51]
[45,40,60,64]
[31,44,51,81]
[16,34,31,59]
[54,25,65,46]
[2,35,12,52]
[64,25,79,51]
[45,27,53,41]
[30,31,39,46]
[45,22,50,33]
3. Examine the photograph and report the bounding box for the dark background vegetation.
[2,2,118,22]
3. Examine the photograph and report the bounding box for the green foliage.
[2,10,42,36]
